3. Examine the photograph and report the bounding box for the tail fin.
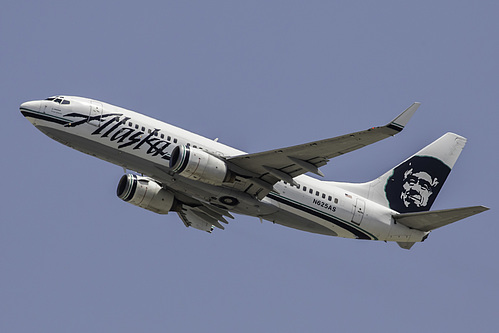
[336,133,467,213]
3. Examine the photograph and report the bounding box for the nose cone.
[20,100,41,113]
[20,100,42,125]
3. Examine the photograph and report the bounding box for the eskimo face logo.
[400,168,438,208]
[385,156,450,213]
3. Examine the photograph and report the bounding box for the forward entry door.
[88,100,103,126]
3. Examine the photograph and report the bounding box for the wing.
[226,102,420,199]
[177,202,234,232]
[393,206,489,232]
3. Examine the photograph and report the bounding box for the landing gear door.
[352,198,365,225]
[88,100,103,126]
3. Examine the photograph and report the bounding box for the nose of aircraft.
[20,100,42,125]
[20,100,41,113]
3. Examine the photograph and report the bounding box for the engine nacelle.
[117,174,175,214]
[169,145,233,185]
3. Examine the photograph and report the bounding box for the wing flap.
[394,206,489,232]
[177,208,214,233]
[397,242,416,250]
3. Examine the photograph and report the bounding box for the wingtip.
[388,102,421,130]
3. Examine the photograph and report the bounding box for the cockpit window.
[46,96,70,105]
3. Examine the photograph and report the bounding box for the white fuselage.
[20,96,426,243]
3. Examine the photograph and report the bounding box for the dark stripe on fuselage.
[21,108,70,126]
[267,193,372,240]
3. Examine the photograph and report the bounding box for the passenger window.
[309,189,313,194]
[296,184,300,189]
[334,198,339,204]
[167,136,171,141]
[322,193,326,199]
[161,134,164,139]
[328,196,332,201]
[174,138,177,143]
[135,124,139,129]
[141,126,145,131]
[303,186,307,191]
[128,122,133,127]
[316,191,320,196]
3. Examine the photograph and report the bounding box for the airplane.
[20,96,489,249]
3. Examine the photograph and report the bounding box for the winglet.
[388,102,421,132]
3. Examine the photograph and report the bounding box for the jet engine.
[169,145,234,185]
[117,174,175,214]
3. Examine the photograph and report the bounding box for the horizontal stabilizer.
[394,206,489,232]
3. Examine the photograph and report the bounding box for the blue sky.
[2,1,498,332]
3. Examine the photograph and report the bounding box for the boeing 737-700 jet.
[20,96,488,249]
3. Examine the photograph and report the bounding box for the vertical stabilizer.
[373,132,466,213]
[334,133,467,213]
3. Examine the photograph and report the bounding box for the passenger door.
[352,198,365,225]
[88,100,103,126]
